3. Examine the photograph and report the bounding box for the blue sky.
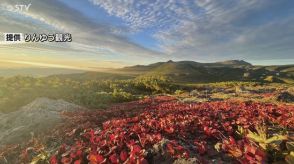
[0,0,294,70]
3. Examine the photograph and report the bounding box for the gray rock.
[173,158,198,164]
[0,98,85,146]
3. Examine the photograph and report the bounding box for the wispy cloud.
[0,0,164,61]
[90,0,294,62]
[89,0,183,32]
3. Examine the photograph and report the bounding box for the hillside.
[142,61,245,82]
[119,60,293,83]
[122,60,252,72]
[47,60,294,83]
[214,60,252,67]
[49,71,135,81]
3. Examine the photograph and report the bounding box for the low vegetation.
[0,75,176,113]
[1,96,293,163]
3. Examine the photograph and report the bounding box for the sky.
[0,0,294,70]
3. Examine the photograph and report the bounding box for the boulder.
[0,98,84,146]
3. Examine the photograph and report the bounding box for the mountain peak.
[216,60,252,66]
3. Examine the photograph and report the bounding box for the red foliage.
[1,96,289,163]
[221,137,267,163]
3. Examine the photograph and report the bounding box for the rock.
[173,158,198,164]
[0,98,85,147]
[151,139,174,164]
[190,90,199,97]
[149,139,200,164]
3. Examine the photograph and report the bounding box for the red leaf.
[74,159,82,164]
[228,136,236,145]
[50,155,58,164]
[166,143,175,155]
[88,154,105,163]
[194,140,207,155]
[165,127,175,134]
[132,145,142,154]
[120,150,128,162]
[61,157,72,164]
[109,154,119,164]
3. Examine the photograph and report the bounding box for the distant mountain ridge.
[215,60,252,66]
[6,60,292,84]
[123,60,252,71]
[119,60,293,83]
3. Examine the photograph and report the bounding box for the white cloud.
[90,0,294,62]
[89,0,187,32]
[0,0,164,61]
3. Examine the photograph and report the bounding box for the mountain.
[123,60,251,72]
[118,60,248,82]
[45,60,293,84]
[119,60,293,83]
[214,60,252,67]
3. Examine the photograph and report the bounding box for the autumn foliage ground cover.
[2,96,294,164]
